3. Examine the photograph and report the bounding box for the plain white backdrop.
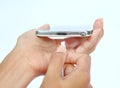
[0,0,120,88]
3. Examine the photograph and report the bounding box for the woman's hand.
[0,18,103,88]
[41,46,91,88]
[0,24,62,88]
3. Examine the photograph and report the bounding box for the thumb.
[36,24,50,30]
[46,45,66,78]
[64,64,74,76]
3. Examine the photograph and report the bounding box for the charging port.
[57,32,67,35]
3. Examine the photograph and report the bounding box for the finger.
[65,18,103,52]
[90,18,104,43]
[93,18,103,29]
[36,24,50,30]
[90,18,104,44]
[76,18,104,53]
[46,46,66,78]
[76,54,91,73]
[64,64,74,76]
[72,54,91,85]
[65,49,89,64]
[65,37,87,49]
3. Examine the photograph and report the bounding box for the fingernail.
[56,45,66,53]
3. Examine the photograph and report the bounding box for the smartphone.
[36,25,93,39]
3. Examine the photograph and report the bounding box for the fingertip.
[36,24,50,30]
[89,18,104,44]
[43,24,50,29]
[64,64,74,76]
[56,45,66,53]
[46,51,66,78]
[93,18,103,29]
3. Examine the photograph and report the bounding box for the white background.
[0,0,120,88]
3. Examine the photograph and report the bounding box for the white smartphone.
[36,25,93,39]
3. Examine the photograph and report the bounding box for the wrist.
[0,48,36,88]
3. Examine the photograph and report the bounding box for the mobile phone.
[36,25,93,39]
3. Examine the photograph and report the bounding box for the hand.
[64,18,103,76]
[11,18,103,76]
[59,19,103,88]
[0,18,102,87]
[0,24,62,88]
[41,46,92,88]
[15,24,62,75]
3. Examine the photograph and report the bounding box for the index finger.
[70,54,91,86]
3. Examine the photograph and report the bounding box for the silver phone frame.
[36,26,93,39]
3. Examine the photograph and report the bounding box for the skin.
[64,18,103,75]
[41,51,91,88]
[0,18,103,88]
